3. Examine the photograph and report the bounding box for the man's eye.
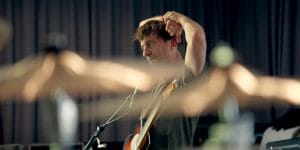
[146,43,153,48]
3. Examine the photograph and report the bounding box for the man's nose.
[142,48,151,57]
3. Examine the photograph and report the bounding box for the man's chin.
[148,59,160,65]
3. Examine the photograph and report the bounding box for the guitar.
[124,80,178,150]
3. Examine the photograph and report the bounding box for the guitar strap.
[140,79,178,127]
[162,79,178,99]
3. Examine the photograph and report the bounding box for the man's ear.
[170,38,178,47]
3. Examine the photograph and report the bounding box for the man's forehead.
[140,39,153,45]
[140,33,159,43]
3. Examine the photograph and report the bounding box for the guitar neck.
[135,79,178,148]
[136,100,161,148]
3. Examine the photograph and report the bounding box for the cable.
[100,86,137,127]
[83,87,138,150]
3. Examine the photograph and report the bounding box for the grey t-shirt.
[146,68,199,150]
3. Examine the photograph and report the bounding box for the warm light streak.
[23,55,56,101]
[59,50,87,74]
[182,69,228,116]
[229,64,258,95]
[256,77,300,104]
[90,61,152,91]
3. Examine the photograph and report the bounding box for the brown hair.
[134,20,173,42]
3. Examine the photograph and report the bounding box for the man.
[127,11,206,149]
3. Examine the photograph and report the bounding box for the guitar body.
[124,80,178,150]
[123,131,149,150]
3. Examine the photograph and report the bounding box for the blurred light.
[23,55,56,101]
[56,89,78,148]
[230,64,300,105]
[221,96,239,123]
[257,77,300,104]
[0,17,12,50]
[255,77,276,98]
[280,79,300,104]
[91,61,152,91]
[182,68,227,116]
[59,50,87,74]
[229,64,257,95]
[210,45,235,68]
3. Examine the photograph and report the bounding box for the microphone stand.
[83,87,138,150]
[83,124,106,150]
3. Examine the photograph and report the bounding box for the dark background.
[0,0,300,148]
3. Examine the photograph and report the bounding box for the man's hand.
[163,11,207,77]
[163,11,184,43]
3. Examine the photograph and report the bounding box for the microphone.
[44,33,68,54]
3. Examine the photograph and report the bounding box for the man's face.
[140,33,172,64]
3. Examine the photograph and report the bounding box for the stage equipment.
[0,41,180,102]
